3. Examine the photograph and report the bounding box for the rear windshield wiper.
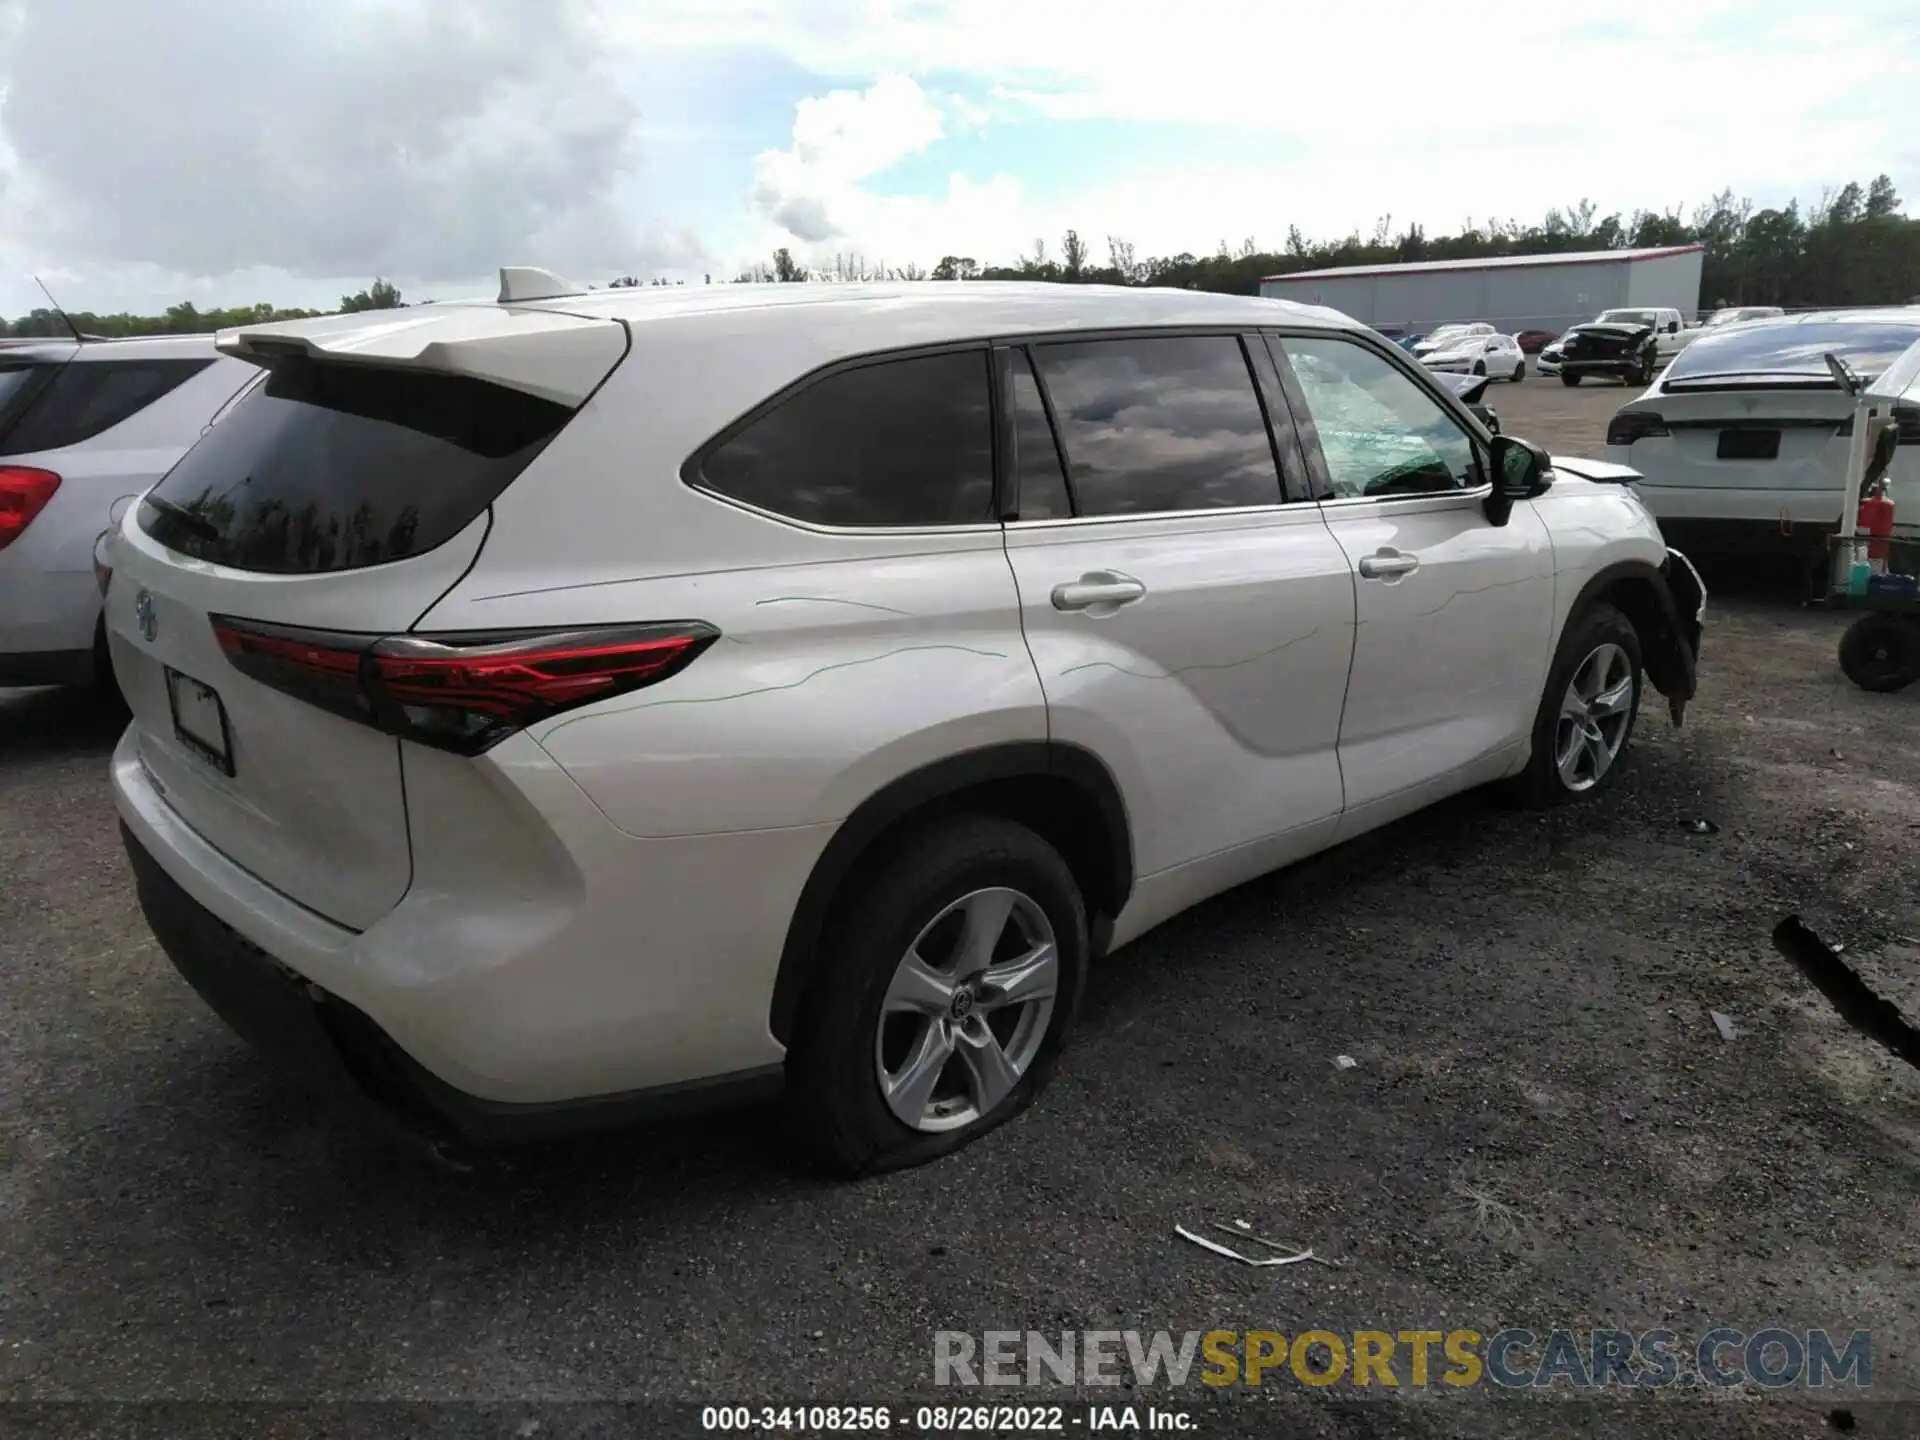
[141,493,221,542]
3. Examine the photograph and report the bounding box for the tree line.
[7,175,1915,337]
[748,174,1920,311]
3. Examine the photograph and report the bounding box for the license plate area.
[166,667,235,776]
[1717,428,1781,460]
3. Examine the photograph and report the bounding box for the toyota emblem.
[135,589,157,642]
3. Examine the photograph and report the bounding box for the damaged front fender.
[1647,549,1707,724]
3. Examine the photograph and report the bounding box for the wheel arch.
[769,741,1133,1047]
[1563,557,1698,722]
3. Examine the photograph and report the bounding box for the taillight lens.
[1606,411,1670,446]
[211,617,719,755]
[0,466,61,550]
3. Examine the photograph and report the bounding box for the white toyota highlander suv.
[103,277,1705,1173]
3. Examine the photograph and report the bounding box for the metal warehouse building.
[1259,244,1705,335]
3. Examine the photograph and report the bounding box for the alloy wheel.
[874,887,1059,1133]
[1554,642,1635,792]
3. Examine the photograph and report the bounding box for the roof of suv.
[215,283,1360,405]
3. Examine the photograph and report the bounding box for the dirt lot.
[3,385,1918,1437]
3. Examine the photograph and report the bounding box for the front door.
[1273,331,1555,834]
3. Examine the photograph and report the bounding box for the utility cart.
[1825,339,1920,692]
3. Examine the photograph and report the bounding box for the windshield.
[1597,310,1657,328]
[1422,326,1465,343]
[1662,317,1920,387]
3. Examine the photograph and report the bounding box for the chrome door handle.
[1051,571,1147,611]
[1357,549,1420,580]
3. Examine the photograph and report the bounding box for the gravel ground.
[3,383,1918,1438]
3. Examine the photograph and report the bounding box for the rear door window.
[1,359,213,455]
[1029,334,1282,516]
[694,349,995,527]
[139,359,573,574]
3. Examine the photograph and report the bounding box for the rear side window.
[1,359,212,455]
[139,360,571,574]
[0,365,58,439]
[695,350,994,527]
[1030,335,1282,516]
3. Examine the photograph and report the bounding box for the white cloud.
[623,0,1918,273]
[0,0,702,313]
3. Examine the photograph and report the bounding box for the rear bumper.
[0,555,101,675]
[112,725,827,1116]
[122,823,782,1143]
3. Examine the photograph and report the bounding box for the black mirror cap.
[1491,434,1550,499]
[1864,417,1901,490]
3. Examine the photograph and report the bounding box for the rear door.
[1274,331,1554,830]
[105,322,624,928]
[1000,331,1355,882]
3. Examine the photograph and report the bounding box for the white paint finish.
[103,508,489,929]
[217,305,630,406]
[510,536,1047,837]
[109,283,1704,1111]
[114,728,810,1101]
[1610,385,1919,527]
[0,345,255,663]
[1320,492,1556,819]
[1003,505,1353,878]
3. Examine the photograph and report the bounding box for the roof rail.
[498,266,577,303]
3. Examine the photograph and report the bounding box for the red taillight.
[0,466,61,550]
[211,616,718,754]
[1605,411,1669,446]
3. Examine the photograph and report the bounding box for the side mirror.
[1863,414,1902,491]
[1667,321,1679,333]
[1485,434,1549,526]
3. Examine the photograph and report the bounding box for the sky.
[0,0,1916,319]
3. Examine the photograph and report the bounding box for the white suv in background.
[104,279,1704,1173]
[0,335,257,690]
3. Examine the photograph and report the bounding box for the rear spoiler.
[214,302,628,408]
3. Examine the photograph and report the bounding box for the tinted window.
[698,350,993,527]
[1282,336,1481,499]
[1,359,213,455]
[0,365,57,439]
[1664,318,1920,385]
[1010,349,1070,520]
[1031,335,1280,516]
[140,359,571,574]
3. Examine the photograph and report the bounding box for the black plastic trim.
[768,741,1134,1045]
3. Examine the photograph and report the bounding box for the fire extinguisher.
[1858,485,1895,567]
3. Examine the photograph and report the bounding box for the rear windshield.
[1663,319,1920,387]
[1,358,213,455]
[139,360,572,574]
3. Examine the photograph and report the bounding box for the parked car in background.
[1411,323,1494,357]
[1418,331,1527,382]
[0,336,257,691]
[106,277,1704,1174]
[1515,329,1561,354]
[1594,308,1691,361]
[1605,308,1920,569]
[1552,318,1662,387]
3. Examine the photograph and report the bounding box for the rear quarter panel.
[417,324,1048,839]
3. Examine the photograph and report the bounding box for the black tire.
[1473,360,1487,377]
[1510,603,1644,808]
[1838,613,1920,693]
[1512,362,1526,383]
[788,814,1088,1175]
[1561,371,1581,387]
